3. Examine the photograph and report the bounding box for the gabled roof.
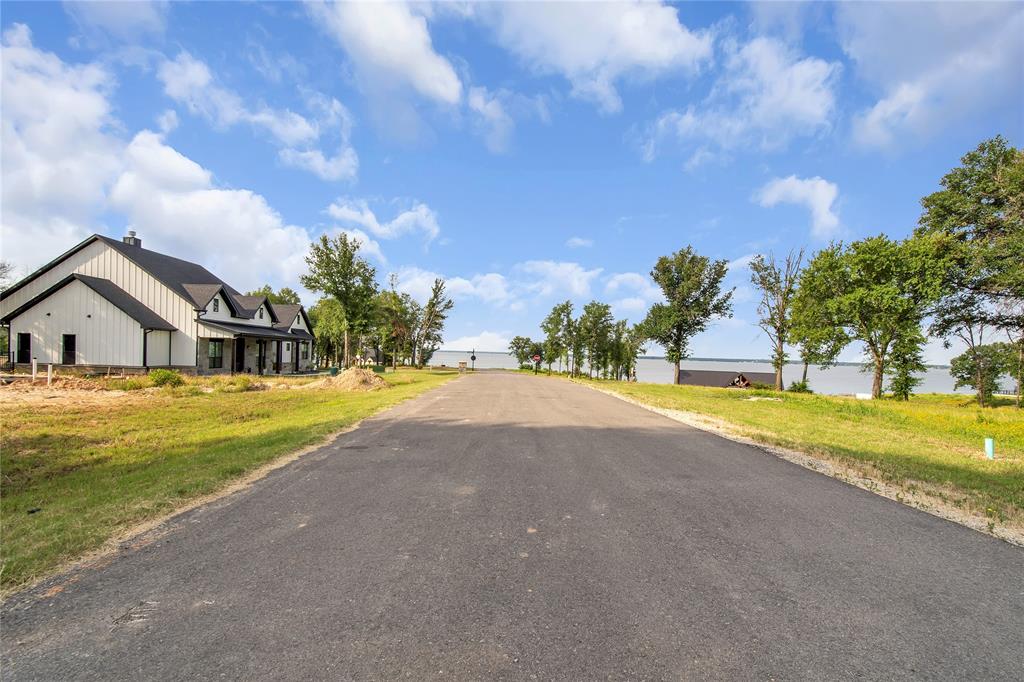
[233,295,278,322]
[270,304,311,331]
[0,234,239,310]
[1,274,176,331]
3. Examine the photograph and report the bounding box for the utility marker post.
[985,438,995,460]
[47,364,53,387]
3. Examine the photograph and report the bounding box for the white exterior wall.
[202,292,236,322]
[251,304,273,327]
[146,330,172,366]
[9,280,143,366]
[0,241,200,366]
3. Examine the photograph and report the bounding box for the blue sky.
[2,1,1021,362]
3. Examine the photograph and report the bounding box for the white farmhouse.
[1,232,315,375]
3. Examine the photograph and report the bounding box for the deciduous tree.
[750,249,803,390]
[300,234,377,368]
[641,246,733,385]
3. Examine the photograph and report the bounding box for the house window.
[62,334,76,365]
[301,342,309,360]
[285,342,291,352]
[213,298,219,313]
[208,339,224,369]
[258,307,264,319]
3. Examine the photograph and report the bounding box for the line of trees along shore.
[518,136,1023,407]
[299,234,454,369]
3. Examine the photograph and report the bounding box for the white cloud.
[726,254,756,272]
[156,108,178,134]
[279,146,358,182]
[565,237,593,249]
[158,51,316,145]
[642,37,839,160]
[1,24,122,270]
[307,0,461,105]
[441,330,511,353]
[836,3,1024,149]
[337,227,386,265]
[327,199,440,243]
[109,130,312,290]
[158,51,358,181]
[467,85,550,153]
[755,175,839,239]
[0,24,323,295]
[605,272,661,302]
[518,260,602,298]
[394,266,513,308]
[64,0,168,40]
[479,1,712,113]
[467,86,515,154]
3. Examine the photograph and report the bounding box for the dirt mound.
[0,375,108,392]
[301,368,387,391]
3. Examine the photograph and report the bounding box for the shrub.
[788,380,813,393]
[750,381,774,390]
[149,369,185,387]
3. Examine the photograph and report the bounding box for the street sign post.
[470,349,476,371]
[532,353,541,375]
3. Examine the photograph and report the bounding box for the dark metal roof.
[288,328,313,341]
[197,319,297,340]
[1,274,176,330]
[96,236,240,308]
[676,369,777,388]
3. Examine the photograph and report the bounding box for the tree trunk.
[343,329,350,368]
[802,361,809,384]
[673,360,680,385]
[871,359,884,399]
[1016,344,1022,408]
[774,340,784,390]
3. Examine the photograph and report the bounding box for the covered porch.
[197,321,308,375]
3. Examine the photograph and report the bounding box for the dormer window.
[258,307,264,319]
[212,298,219,313]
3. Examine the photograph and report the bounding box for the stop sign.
[532,354,541,363]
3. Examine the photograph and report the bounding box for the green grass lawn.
[1,369,456,593]
[577,378,1024,526]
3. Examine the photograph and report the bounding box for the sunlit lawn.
[577,377,1024,525]
[1,369,456,592]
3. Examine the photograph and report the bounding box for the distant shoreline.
[437,350,952,370]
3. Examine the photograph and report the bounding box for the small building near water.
[677,369,776,388]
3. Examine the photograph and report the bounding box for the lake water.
[432,350,971,396]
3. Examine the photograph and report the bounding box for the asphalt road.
[3,372,1023,680]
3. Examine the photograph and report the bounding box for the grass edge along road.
[565,375,1024,542]
[1,369,457,594]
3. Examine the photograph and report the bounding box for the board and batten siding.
[9,279,144,366]
[0,240,200,366]
[146,330,172,366]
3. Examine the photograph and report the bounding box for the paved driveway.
[3,372,1022,679]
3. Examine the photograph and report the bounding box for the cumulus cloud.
[327,199,440,243]
[307,0,461,105]
[394,266,514,309]
[478,1,712,113]
[441,330,511,353]
[518,260,602,298]
[336,227,386,265]
[158,51,358,181]
[642,37,839,162]
[1,24,123,270]
[1,27,315,292]
[836,3,1024,149]
[109,130,312,290]
[64,0,168,40]
[755,175,839,239]
[565,237,593,249]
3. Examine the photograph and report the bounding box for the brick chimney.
[123,230,142,247]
